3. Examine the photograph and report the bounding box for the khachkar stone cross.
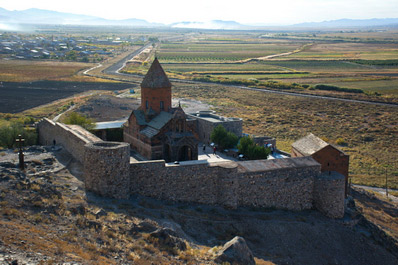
[16,134,25,170]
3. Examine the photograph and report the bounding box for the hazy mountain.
[293,18,398,28]
[170,20,247,30]
[1,7,398,29]
[0,8,163,27]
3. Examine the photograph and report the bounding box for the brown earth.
[76,94,140,122]
[73,92,211,122]
[0,81,135,114]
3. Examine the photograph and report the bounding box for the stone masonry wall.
[37,118,345,218]
[313,171,345,218]
[130,161,239,208]
[129,157,324,212]
[84,141,130,199]
[237,166,318,210]
[37,118,101,163]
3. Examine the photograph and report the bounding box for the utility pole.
[384,160,398,198]
[385,166,388,198]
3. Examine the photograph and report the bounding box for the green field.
[160,62,287,73]
[122,31,398,100]
[158,42,303,62]
[332,79,398,95]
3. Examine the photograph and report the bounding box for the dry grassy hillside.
[0,146,397,264]
[172,82,398,189]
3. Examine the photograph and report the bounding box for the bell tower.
[140,58,172,113]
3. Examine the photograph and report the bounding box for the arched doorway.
[178,145,192,161]
[164,144,172,162]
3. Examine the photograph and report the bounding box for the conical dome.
[141,58,172,89]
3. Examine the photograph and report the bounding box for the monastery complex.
[37,58,349,219]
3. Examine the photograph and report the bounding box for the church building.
[123,58,198,162]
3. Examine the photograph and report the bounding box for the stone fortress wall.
[129,157,320,210]
[37,118,345,218]
[37,118,101,163]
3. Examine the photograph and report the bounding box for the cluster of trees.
[0,112,94,149]
[237,136,270,160]
[0,122,37,149]
[210,125,270,160]
[210,125,238,150]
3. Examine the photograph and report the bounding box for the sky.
[1,0,398,25]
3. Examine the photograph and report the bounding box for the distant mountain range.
[0,8,162,27]
[293,18,398,28]
[1,7,398,30]
[170,20,247,30]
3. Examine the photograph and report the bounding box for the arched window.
[160,101,164,111]
[176,120,184,132]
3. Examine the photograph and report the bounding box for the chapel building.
[123,58,198,162]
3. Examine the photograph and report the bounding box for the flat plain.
[0,26,398,265]
[123,30,398,100]
[1,28,397,190]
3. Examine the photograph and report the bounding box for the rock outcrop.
[215,236,255,265]
[149,228,187,252]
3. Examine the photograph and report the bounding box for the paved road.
[103,43,153,75]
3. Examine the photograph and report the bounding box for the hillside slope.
[0,146,397,264]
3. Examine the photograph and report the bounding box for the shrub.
[314,84,364,94]
[237,136,270,160]
[336,137,348,146]
[0,122,37,148]
[63,112,94,131]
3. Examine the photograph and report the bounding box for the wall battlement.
[37,119,345,218]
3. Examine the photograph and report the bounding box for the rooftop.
[95,120,127,130]
[141,58,172,89]
[291,133,329,156]
[188,111,242,123]
[237,156,320,173]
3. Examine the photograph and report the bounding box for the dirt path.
[52,104,76,122]
[238,43,313,63]
[353,184,398,203]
